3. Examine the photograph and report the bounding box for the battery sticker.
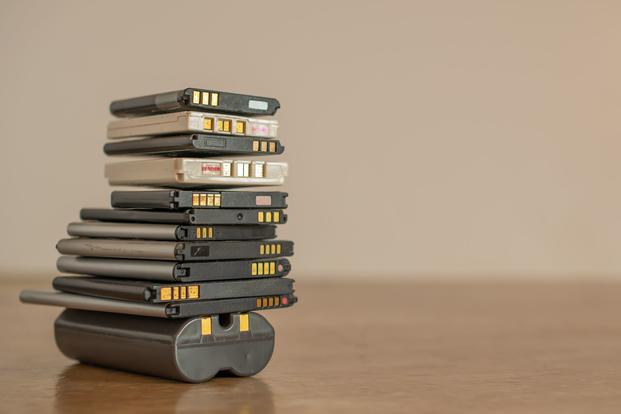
[201,162,222,176]
[248,100,269,110]
[255,196,272,206]
[188,116,202,130]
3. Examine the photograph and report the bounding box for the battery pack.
[67,222,276,241]
[104,158,287,188]
[55,309,274,382]
[56,256,292,282]
[80,208,287,225]
[20,290,297,318]
[56,238,294,261]
[51,276,294,303]
[107,111,278,139]
[104,134,284,157]
[109,88,280,117]
[110,190,288,210]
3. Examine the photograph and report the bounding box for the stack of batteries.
[20,88,296,382]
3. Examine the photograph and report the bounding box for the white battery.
[107,111,279,139]
[105,158,288,188]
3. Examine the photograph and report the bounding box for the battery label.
[248,100,269,110]
[255,196,272,206]
[201,163,222,176]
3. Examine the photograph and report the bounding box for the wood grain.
[2,279,621,413]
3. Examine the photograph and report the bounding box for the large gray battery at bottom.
[55,309,274,382]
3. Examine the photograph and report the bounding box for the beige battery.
[105,158,288,188]
[107,111,278,139]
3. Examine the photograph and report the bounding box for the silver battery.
[105,158,288,188]
[107,111,279,139]
[67,221,179,240]
[20,290,167,317]
[57,256,176,280]
[57,238,179,260]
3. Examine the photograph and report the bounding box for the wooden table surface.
[2,278,621,413]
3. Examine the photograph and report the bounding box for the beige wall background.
[1,0,620,279]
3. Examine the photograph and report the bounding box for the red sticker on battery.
[255,195,272,206]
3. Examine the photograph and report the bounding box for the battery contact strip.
[259,243,282,256]
[194,227,214,239]
[257,211,280,223]
[252,140,278,153]
[251,261,280,276]
[191,193,222,207]
[192,90,220,108]
[255,295,290,309]
[160,285,200,301]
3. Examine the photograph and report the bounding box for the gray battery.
[54,309,275,382]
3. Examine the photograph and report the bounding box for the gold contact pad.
[239,314,249,332]
[192,90,201,104]
[201,317,212,335]
[201,91,209,105]
[217,119,231,133]
[160,288,172,301]
[188,285,200,299]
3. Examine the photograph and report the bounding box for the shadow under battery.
[54,363,275,414]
